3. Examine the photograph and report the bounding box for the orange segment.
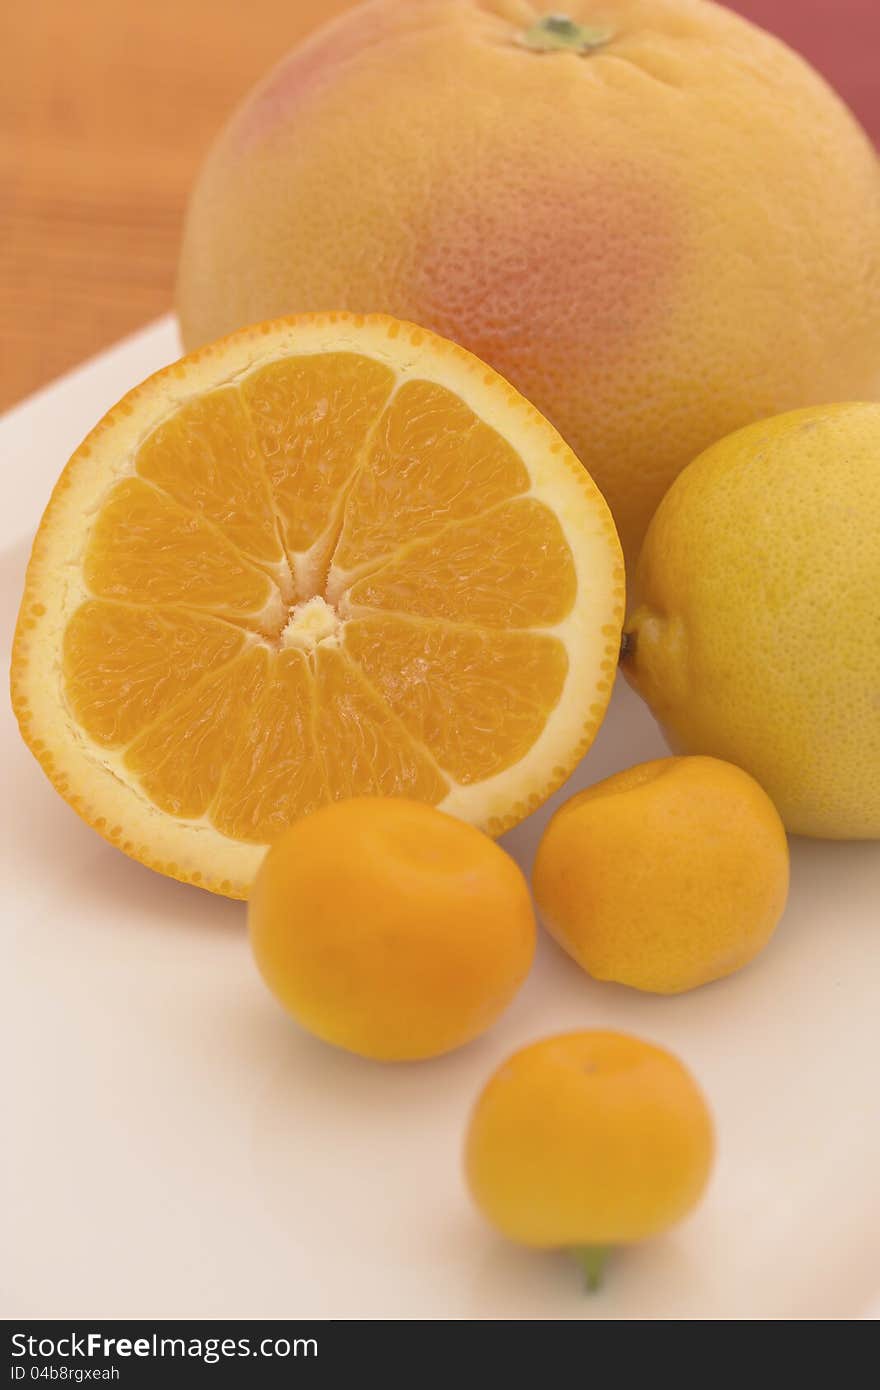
[240,352,395,559]
[342,615,569,784]
[212,650,325,841]
[332,379,530,573]
[124,646,268,820]
[83,477,279,625]
[135,387,283,568]
[314,644,448,803]
[12,313,624,897]
[344,498,578,627]
[63,601,246,748]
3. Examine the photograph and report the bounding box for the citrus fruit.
[464,1030,714,1283]
[249,797,535,1060]
[623,403,880,839]
[532,757,790,995]
[11,312,623,897]
[176,0,880,564]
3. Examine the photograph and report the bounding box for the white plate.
[3,318,879,1321]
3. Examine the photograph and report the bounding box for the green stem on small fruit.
[518,15,615,54]
[572,1245,609,1292]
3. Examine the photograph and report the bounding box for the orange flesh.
[63,353,576,843]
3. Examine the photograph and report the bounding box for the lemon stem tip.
[572,1245,609,1292]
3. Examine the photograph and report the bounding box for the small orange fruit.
[532,757,790,994]
[248,797,535,1061]
[11,312,623,897]
[465,1030,714,1285]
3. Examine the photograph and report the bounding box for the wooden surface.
[0,0,355,411]
[2,0,877,413]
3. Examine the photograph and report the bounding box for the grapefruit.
[177,0,880,562]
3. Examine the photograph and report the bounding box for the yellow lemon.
[624,404,880,839]
[248,797,535,1061]
[464,1030,714,1286]
[532,757,789,995]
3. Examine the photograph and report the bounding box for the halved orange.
[11,314,624,897]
